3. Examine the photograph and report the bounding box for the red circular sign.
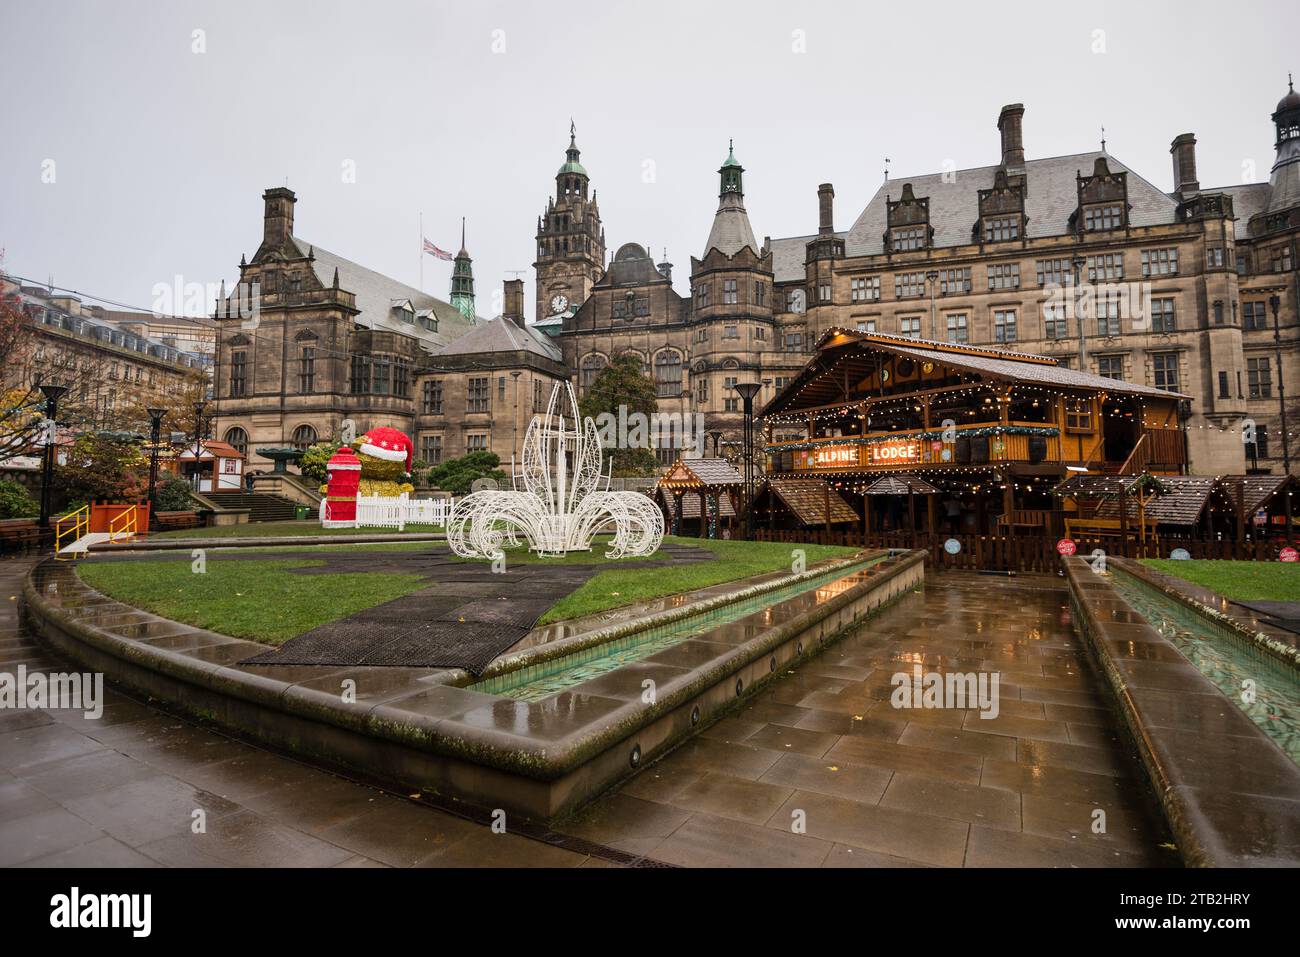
[1280,547,1298,563]
[1057,539,1077,556]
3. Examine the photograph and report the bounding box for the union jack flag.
[423,238,453,261]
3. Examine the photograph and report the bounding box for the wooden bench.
[997,508,1052,531]
[0,518,43,552]
[1064,516,1159,541]
[153,510,201,533]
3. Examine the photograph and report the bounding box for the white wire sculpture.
[447,383,664,561]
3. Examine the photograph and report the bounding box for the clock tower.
[534,122,606,322]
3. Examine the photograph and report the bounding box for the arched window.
[580,354,606,393]
[654,350,682,398]
[290,425,317,451]
[619,350,648,375]
[224,427,248,457]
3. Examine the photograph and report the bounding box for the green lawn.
[75,536,861,644]
[151,520,443,539]
[77,557,426,644]
[1141,559,1300,602]
[536,537,860,624]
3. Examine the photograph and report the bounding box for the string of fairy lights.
[753,335,1297,507]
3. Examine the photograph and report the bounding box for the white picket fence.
[318,494,455,530]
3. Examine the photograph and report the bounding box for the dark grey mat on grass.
[239,542,713,674]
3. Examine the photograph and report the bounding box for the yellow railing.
[109,505,142,542]
[55,505,90,559]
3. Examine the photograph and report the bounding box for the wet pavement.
[561,571,1179,867]
[3,556,1178,867]
[0,557,594,868]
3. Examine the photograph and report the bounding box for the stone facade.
[212,83,1299,480]
[760,91,1300,476]
[2,279,209,437]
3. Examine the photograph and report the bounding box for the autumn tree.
[578,354,661,476]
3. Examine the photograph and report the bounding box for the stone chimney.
[503,278,525,328]
[818,183,835,236]
[262,187,296,245]
[997,104,1026,170]
[1170,133,1199,197]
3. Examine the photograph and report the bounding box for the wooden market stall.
[655,457,744,538]
[750,477,859,532]
[1223,473,1299,541]
[760,329,1189,538]
[174,440,245,494]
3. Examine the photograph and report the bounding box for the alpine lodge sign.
[795,437,922,471]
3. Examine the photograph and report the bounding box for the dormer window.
[982,216,1020,242]
[1083,204,1124,231]
[891,227,926,251]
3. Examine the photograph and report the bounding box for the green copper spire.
[557,119,588,176]
[719,139,743,195]
[449,217,476,322]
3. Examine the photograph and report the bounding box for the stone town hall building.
[213,82,1300,477]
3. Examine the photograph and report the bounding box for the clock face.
[550,294,569,314]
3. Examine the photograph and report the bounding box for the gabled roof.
[178,440,243,461]
[1222,473,1298,514]
[762,328,1185,418]
[1053,473,1170,498]
[1095,475,1220,525]
[658,457,744,489]
[291,238,478,351]
[864,474,940,496]
[430,316,562,361]
[762,478,859,526]
[843,152,1178,258]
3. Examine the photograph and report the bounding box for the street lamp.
[1269,295,1293,546]
[37,383,67,529]
[925,270,939,340]
[709,430,722,457]
[731,381,763,540]
[1071,256,1088,368]
[146,407,167,526]
[190,400,207,491]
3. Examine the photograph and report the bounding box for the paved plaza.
[1,554,1176,867]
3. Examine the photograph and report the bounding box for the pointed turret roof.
[703,140,759,257]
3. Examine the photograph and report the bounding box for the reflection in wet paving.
[472,556,886,701]
[1110,570,1300,763]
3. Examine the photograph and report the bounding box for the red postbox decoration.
[322,446,362,528]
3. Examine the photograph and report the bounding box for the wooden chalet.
[760,329,1189,534]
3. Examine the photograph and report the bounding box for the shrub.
[426,450,508,496]
[154,475,195,511]
[298,441,341,484]
[0,479,38,519]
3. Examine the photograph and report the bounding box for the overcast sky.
[2,0,1296,322]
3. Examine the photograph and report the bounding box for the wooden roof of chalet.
[761,478,859,526]
[863,474,940,496]
[762,328,1186,420]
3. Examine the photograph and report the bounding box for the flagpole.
[419,210,424,293]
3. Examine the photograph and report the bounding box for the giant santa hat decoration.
[356,426,413,473]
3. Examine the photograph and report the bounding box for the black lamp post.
[1269,295,1293,546]
[37,383,67,529]
[190,400,207,491]
[146,407,166,524]
[731,381,763,540]
[709,430,722,457]
[1071,255,1088,368]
